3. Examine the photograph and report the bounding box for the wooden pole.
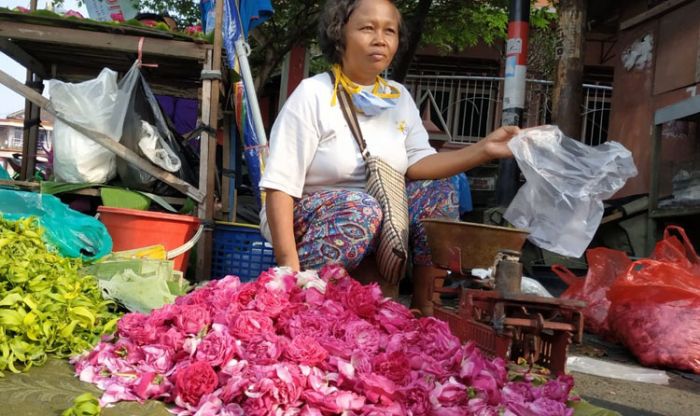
[552,0,587,139]
[0,68,204,202]
[20,0,40,181]
[196,0,225,281]
[20,73,41,181]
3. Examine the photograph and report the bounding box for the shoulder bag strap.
[329,71,370,160]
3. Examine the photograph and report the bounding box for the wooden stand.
[0,10,227,280]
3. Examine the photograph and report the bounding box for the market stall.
[0,7,224,279]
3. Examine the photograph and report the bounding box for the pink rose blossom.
[342,320,384,355]
[112,340,145,364]
[176,285,213,306]
[254,288,289,318]
[340,279,383,319]
[195,323,236,367]
[173,361,219,406]
[214,275,243,291]
[414,318,461,361]
[158,327,186,352]
[284,335,329,366]
[219,363,252,403]
[534,375,575,402]
[74,266,576,416]
[142,345,174,373]
[174,305,212,335]
[229,310,275,341]
[281,310,331,339]
[133,372,171,400]
[430,377,468,408]
[239,334,284,365]
[400,384,431,415]
[371,351,410,385]
[358,372,398,404]
[350,350,374,376]
[318,336,353,359]
[116,312,161,346]
[375,300,416,333]
[232,284,258,310]
[303,389,366,413]
[501,381,535,404]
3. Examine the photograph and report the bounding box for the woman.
[259,0,519,315]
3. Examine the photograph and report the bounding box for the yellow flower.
[397,120,407,134]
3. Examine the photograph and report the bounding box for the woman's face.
[341,0,400,84]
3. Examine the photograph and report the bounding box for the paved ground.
[573,370,700,416]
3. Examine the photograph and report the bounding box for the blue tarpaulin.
[222,0,274,209]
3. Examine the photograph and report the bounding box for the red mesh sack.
[552,247,631,337]
[651,226,700,271]
[606,226,700,373]
[607,257,700,374]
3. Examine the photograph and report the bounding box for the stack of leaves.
[0,216,120,376]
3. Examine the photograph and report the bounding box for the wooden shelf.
[650,206,700,219]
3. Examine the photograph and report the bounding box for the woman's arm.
[265,189,300,271]
[406,126,520,180]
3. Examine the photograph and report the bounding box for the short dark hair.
[318,0,407,65]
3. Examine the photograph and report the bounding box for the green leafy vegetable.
[61,392,101,416]
[0,216,120,376]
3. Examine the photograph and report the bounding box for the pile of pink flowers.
[74,266,576,415]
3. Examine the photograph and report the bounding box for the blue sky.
[0,0,87,117]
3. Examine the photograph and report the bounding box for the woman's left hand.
[482,125,520,159]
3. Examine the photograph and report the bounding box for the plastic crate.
[434,307,511,358]
[212,222,276,281]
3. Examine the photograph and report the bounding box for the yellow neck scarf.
[330,64,401,107]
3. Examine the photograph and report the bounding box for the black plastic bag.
[116,63,199,195]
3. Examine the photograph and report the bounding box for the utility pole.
[496,0,530,206]
[552,0,586,138]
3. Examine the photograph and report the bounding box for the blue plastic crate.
[212,222,276,281]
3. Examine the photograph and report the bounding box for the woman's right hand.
[265,189,301,271]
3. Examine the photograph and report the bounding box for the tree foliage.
[56,0,557,86]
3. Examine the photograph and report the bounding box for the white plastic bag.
[504,126,637,257]
[566,356,669,385]
[49,67,137,183]
[138,121,182,173]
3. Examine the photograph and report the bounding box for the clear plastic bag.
[504,126,637,257]
[49,67,138,183]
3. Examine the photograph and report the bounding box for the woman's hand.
[482,125,520,160]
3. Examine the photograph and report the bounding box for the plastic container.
[212,222,275,282]
[97,206,200,273]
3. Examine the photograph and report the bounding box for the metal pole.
[234,39,268,152]
[496,0,530,207]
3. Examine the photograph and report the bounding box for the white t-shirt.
[258,72,436,240]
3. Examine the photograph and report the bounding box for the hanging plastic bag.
[0,189,112,259]
[607,227,700,374]
[116,62,198,195]
[49,67,138,183]
[138,121,182,173]
[504,125,638,257]
[552,247,631,337]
